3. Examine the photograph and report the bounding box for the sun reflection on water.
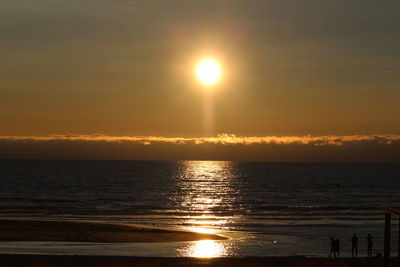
[172,161,239,257]
[178,240,229,258]
[177,161,237,214]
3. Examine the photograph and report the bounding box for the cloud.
[1,133,399,146]
[0,134,399,162]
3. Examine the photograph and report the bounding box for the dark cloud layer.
[1,134,399,162]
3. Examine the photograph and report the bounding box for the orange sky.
[1,1,399,161]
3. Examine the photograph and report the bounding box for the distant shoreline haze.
[0,134,399,162]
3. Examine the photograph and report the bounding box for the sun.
[195,59,221,86]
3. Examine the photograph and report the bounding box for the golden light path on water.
[179,240,226,258]
[176,161,237,257]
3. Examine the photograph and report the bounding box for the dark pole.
[384,212,391,267]
[398,218,400,267]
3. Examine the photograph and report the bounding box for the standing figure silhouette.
[330,237,340,257]
[351,234,359,257]
[329,237,335,257]
[335,238,340,257]
[367,234,373,256]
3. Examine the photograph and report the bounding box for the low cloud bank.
[0,134,399,162]
[1,133,400,145]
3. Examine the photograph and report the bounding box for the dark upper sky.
[1,0,400,139]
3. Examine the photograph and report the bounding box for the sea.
[0,159,399,257]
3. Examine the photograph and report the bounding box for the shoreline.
[0,219,227,243]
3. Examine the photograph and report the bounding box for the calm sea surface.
[0,160,399,257]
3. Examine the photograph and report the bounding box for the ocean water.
[0,159,399,257]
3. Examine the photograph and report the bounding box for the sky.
[1,0,400,161]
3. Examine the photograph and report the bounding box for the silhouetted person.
[335,238,340,257]
[351,234,358,257]
[330,237,340,257]
[329,237,335,257]
[367,234,373,256]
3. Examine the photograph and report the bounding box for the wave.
[253,205,385,212]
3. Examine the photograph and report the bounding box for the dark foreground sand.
[0,254,393,267]
[0,219,227,242]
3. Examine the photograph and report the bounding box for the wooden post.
[384,212,391,267]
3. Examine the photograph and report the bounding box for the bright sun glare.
[196,59,221,86]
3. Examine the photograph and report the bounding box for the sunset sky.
[1,0,399,161]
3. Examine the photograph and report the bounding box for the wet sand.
[0,219,227,242]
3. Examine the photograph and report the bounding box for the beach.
[0,219,227,243]
[2,0,400,263]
